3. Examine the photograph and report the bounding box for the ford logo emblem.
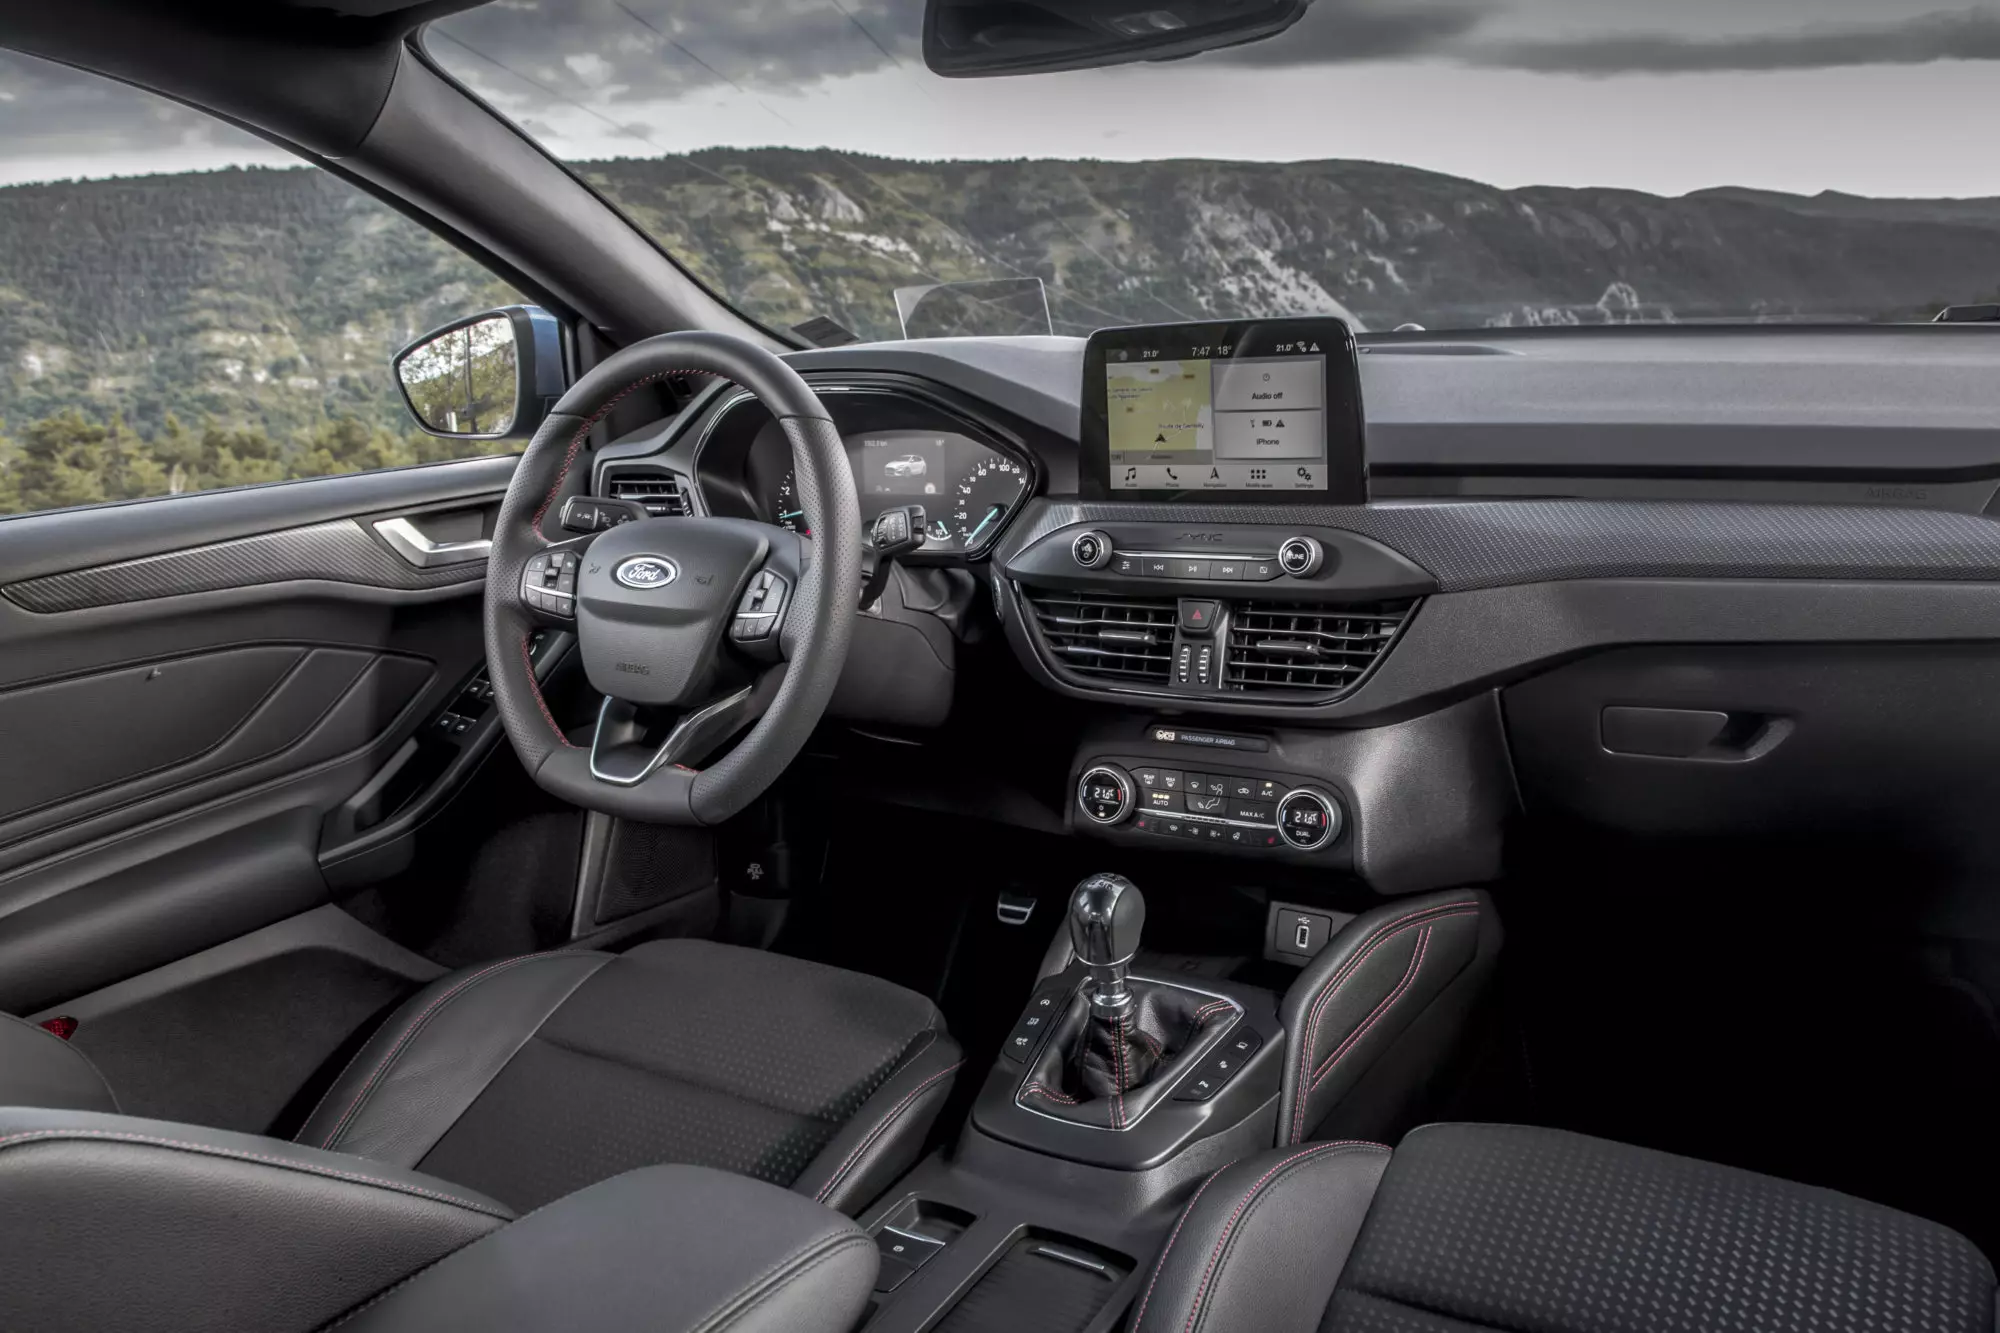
[614,556,678,589]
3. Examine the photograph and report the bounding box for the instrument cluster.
[726,387,1035,558]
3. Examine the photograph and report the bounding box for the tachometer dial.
[773,469,808,535]
[951,457,1027,550]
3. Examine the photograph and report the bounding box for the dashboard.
[583,324,2000,895]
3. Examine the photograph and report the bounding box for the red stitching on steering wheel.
[517,367,713,749]
[529,369,712,537]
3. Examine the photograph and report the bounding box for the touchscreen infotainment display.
[1079,318,1365,503]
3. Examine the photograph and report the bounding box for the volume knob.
[1072,530,1113,569]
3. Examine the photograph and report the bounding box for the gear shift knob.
[1069,874,1145,1020]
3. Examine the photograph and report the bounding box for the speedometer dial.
[952,457,1027,550]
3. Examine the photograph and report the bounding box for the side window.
[0,50,527,518]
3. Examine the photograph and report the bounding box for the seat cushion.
[1329,1125,1996,1333]
[298,939,961,1214]
[1134,1124,1997,1333]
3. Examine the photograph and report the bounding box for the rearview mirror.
[923,0,1313,77]
[394,306,566,441]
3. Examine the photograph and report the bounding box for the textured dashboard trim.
[2,519,484,613]
[1004,499,2000,591]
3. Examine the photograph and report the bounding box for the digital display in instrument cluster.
[770,427,1028,556]
[856,430,1027,553]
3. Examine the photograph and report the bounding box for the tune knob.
[1277,536,1324,577]
[1276,788,1343,851]
[1071,530,1113,569]
[1076,764,1136,826]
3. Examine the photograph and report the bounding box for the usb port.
[1294,921,1312,950]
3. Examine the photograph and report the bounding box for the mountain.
[4,153,2000,449]
[0,166,519,444]
[599,152,2000,338]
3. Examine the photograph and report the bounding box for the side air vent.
[1021,587,1176,685]
[1225,601,1416,696]
[605,469,691,517]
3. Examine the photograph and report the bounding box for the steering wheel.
[483,331,860,825]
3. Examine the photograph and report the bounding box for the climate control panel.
[1073,757,1344,855]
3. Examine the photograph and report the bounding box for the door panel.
[0,458,517,1013]
[0,645,309,819]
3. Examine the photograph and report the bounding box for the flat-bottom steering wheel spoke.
[587,672,779,786]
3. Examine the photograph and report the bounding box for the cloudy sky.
[2,0,1999,196]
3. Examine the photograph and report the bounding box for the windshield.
[427,0,2000,340]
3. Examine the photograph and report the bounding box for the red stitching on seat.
[813,1059,963,1203]
[0,1129,506,1217]
[1290,901,1478,1143]
[318,951,569,1150]
[1130,1170,1223,1332]
[1311,924,1432,1089]
[1180,1143,1386,1333]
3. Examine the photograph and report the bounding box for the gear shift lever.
[1069,873,1145,1022]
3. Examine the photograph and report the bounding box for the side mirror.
[923,0,1314,78]
[394,305,566,441]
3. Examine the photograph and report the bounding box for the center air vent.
[1225,601,1416,697]
[605,469,691,517]
[1021,587,1176,685]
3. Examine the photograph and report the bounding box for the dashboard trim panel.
[1002,498,2000,592]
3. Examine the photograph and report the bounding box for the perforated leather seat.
[1133,1123,1996,1333]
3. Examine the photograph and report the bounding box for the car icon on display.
[885,453,928,479]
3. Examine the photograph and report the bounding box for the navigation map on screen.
[1105,351,1328,493]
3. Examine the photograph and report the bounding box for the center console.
[846,319,1504,1333]
[853,876,1292,1333]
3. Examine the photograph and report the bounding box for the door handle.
[371,517,493,568]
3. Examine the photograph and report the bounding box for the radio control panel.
[1006,522,1434,601]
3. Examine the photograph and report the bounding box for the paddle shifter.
[1069,873,1145,1022]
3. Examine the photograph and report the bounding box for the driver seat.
[5,937,963,1216]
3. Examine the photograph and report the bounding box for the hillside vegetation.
[4,152,1998,514]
